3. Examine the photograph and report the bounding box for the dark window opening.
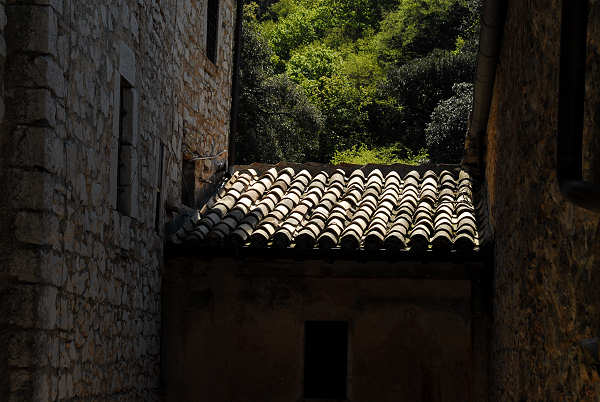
[155,143,164,233]
[206,0,219,63]
[304,321,348,399]
[117,76,134,215]
[182,158,196,208]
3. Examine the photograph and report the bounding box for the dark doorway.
[206,0,220,63]
[304,321,348,399]
[182,159,196,208]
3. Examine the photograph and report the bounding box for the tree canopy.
[235,0,481,165]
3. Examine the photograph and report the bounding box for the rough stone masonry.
[484,1,600,400]
[0,0,236,400]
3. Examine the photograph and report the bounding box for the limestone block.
[1,284,36,329]
[58,340,70,368]
[72,270,87,297]
[57,33,68,69]
[5,248,41,282]
[10,88,56,127]
[63,220,74,252]
[9,54,64,98]
[50,375,57,401]
[0,35,6,61]
[37,285,57,330]
[91,182,103,207]
[40,250,66,289]
[65,373,73,399]
[57,296,72,331]
[32,371,50,402]
[7,4,57,57]
[0,4,7,31]
[15,211,51,246]
[120,215,131,250]
[8,0,63,15]
[6,330,34,368]
[9,170,52,211]
[57,373,66,399]
[38,56,64,99]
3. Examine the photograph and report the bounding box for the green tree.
[236,3,323,163]
[241,0,481,165]
[286,43,341,84]
[425,82,473,162]
[375,0,469,65]
[314,74,373,160]
[378,49,475,148]
[268,6,320,63]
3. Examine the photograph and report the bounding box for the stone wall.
[175,0,235,206]
[485,1,600,400]
[0,0,236,400]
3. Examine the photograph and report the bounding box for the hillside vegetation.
[234,0,481,165]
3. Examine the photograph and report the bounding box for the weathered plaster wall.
[164,257,474,402]
[485,1,600,400]
[0,0,235,400]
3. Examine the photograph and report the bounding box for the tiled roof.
[168,163,481,255]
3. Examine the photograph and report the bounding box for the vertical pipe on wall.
[463,0,507,173]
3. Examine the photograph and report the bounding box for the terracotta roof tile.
[170,163,481,255]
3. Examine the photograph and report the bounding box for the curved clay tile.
[173,165,481,255]
[317,172,359,249]
[383,180,416,251]
[404,176,419,189]
[454,233,476,252]
[323,169,383,250]
[431,229,453,252]
[364,179,401,250]
[226,169,281,245]
[250,169,311,247]
[201,171,254,220]
[296,171,345,249]
[409,224,431,253]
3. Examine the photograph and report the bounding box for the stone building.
[0,0,240,400]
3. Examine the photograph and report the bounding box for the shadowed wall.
[485,1,600,400]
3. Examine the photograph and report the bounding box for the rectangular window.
[304,321,348,399]
[206,0,219,64]
[182,158,196,208]
[155,143,164,233]
[117,76,134,215]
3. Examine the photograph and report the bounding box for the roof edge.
[233,161,463,177]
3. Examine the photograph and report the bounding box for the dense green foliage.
[331,143,429,165]
[378,49,475,148]
[425,82,473,162]
[235,0,481,165]
[374,0,469,65]
[235,5,322,163]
